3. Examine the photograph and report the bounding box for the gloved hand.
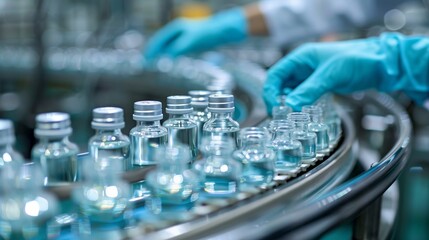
[263,33,429,112]
[144,8,248,60]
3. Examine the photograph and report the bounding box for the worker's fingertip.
[285,96,301,112]
[286,90,322,112]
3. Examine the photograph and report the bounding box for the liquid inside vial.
[32,146,78,186]
[241,159,274,186]
[130,134,167,167]
[293,134,316,163]
[313,128,330,151]
[168,126,198,161]
[274,144,302,172]
[90,140,130,171]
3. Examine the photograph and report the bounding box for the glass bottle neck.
[241,139,266,150]
[38,136,70,143]
[210,112,233,119]
[192,105,207,113]
[309,114,321,124]
[136,120,161,127]
[293,122,308,133]
[94,129,123,135]
[168,113,191,119]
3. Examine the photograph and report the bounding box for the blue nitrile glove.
[144,8,248,60]
[263,33,429,112]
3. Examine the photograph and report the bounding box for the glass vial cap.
[35,112,72,138]
[0,119,15,145]
[91,107,125,130]
[208,94,234,112]
[188,90,211,107]
[133,101,163,121]
[166,95,193,114]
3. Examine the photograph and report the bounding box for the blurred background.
[0,0,279,156]
[0,0,429,239]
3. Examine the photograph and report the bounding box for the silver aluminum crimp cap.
[166,95,193,114]
[188,90,211,107]
[208,94,234,112]
[91,107,125,129]
[133,101,163,121]
[35,112,72,137]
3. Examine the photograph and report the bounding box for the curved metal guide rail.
[230,93,412,240]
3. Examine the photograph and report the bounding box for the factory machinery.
[0,1,418,239]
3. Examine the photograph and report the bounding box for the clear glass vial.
[72,159,131,235]
[267,119,289,142]
[287,112,317,163]
[146,144,199,214]
[270,121,303,172]
[32,112,79,186]
[302,105,330,153]
[193,137,241,197]
[89,107,130,172]
[234,127,275,187]
[203,94,240,149]
[129,101,167,169]
[316,94,342,144]
[163,95,198,162]
[0,163,59,240]
[0,119,23,168]
[188,90,212,147]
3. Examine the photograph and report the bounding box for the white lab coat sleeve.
[259,0,407,46]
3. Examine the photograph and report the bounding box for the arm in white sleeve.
[259,0,412,46]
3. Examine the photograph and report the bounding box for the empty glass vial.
[272,105,292,120]
[234,127,275,187]
[287,112,317,163]
[163,96,198,162]
[267,119,289,142]
[193,137,241,197]
[317,94,342,144]
[0,119,23,168]
[72,159,131,236]
[146,144,199,214]
[203,94,240,149]
[129,101,167,169]
[32,112,79,186]
[0,163,59,240]
[89,107,130,172]
[270,121,303,172]
[302,105,330,153]
[188,90,212,147]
